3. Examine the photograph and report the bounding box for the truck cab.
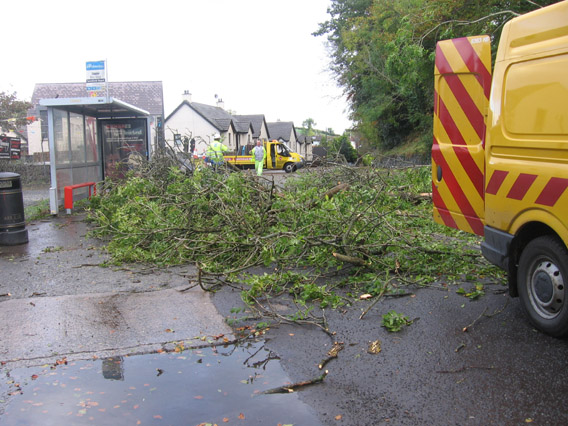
[267,141,303,172]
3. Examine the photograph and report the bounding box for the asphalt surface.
[1,183,568,425]
[212,276,568,425]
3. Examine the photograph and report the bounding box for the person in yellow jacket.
[250,139,267,176]
[207,133,228,170]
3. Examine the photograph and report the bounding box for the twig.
[462,308,488,333]
[176,283,199,292]
[420,11,520,44]
[318,342,344,370]
[462,298,510,332]
[71,263,103,268]
[333,252,369,266]
[437,365,496,374]
[249,295,334,337]
[359,278,394,320]
[243,344,265,366]
[259,370,328,394]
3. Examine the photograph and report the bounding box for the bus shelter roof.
[39,97,150,118]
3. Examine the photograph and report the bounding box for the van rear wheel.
[518,235,568,337]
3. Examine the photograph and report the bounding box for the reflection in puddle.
[1,341,322,425]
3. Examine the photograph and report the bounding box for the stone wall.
[0,160,50,186]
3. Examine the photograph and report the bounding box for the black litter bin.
[0,172,29,245]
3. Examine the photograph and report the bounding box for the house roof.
[234,120,252,134]
[188,102,235,132]
[233,114,267,138]
[267,121,296,142]
[166,101,249,134]
[165,101,296,141]
[31,81,164,116]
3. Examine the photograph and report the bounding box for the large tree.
[315,0,561,151]
[0,91,33,133]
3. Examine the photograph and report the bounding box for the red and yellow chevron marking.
[432,36,492,236]
[486,170,568,207]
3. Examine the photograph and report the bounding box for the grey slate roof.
[267,121,296,142]
[31,81,164,116]
[190,102,234,131]
[167,101,248,134]
[233,114,267,138]
[165,101,295,140]
[234,120,252,133]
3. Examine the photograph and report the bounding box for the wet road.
[1,210,568,425]
[211,272,568,425]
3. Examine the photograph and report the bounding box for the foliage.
[88,158,504,314]
[239,271,343,309]
[320,134,358,163]
[0,91,33,132]
[314,0,561,150]
[302,118,317,136]
[381,310,412,332]
[457,283,485,300]
[25,200,51,222]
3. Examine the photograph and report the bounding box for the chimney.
[182,90,192,102]
[216,98,225,109]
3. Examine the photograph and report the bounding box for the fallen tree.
[87,154,503,323]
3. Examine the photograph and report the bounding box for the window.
[504,54,568,136]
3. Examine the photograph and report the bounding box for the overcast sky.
[2,0,352,134]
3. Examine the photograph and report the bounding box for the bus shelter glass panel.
[70,113,85,163]
[101,119,148,180]
[53,109,102,202]
[86,116,98,163]
[54,109,70,165]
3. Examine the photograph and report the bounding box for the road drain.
[1,340,321,425]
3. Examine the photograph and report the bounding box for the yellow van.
[432,1,568,336]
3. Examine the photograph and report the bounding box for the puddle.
[0,217,89,259]
[0,341,322,425]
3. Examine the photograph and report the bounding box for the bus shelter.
[40,97,150,214]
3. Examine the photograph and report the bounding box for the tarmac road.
[2,192,568,424]
[211,275,568,425]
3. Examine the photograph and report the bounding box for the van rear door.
[432,35,492,236]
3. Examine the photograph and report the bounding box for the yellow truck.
[432,1,568,336]
[224,140,304,173]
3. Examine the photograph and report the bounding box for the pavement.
[0,213,234,369]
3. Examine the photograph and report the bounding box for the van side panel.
[432,36,492,236]
[484,1,568,247]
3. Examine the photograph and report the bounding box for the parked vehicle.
[432,1,568,336]
[224,140,304,173]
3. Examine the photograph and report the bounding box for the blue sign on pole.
[86,61,105,71]
[86,60,107,97]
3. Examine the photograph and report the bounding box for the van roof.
[498,0,568,61]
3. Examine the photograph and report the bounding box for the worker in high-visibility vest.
[250,139,267,176]
[207,133,228,169]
